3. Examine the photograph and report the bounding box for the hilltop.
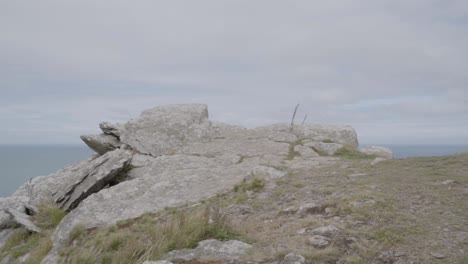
[0,104,466,264]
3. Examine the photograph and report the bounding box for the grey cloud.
[0,1,467,144]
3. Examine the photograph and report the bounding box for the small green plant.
[34,202,67,229]
[334,146,376,160]
[233,178,265,193]
[287,139,303,160]
[322,139,334,143]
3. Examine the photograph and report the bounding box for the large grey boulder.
[119,104,214,156]
[99,122,123,138]
[80,134,121,155]
[55,149,132,211]
[360,146,393,159]
[162,239,252,262]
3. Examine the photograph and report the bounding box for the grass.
[34,203,67,229]
[233,178,265,193]
[0,202,66,263]
[334,146,376,160]
[58,205,241,264]
[287,139,303,160]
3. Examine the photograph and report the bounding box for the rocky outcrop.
[162,239,252,263]
[0,104,364,264]
[5,208,41,233]
[360,146,393,159]
[80,134,121,155]
[119,104,213,156]
[54,149,132,211]
[303,141,343,156]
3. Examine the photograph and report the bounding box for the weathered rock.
[360,146,393,159]
[282,252,305,264]
[11,157,99,206]
[212,122,298,143]
[0,229,19,249]
[119,104,214,157]
[298,203,323,216]
[308,235,330,248]
[297,225,340,236]
[181,138,290,158]
[162,239,252,262]
[371,157,387,165]
[0,198,27,229]
[80,134,121,155]
[251,166,287,180]
[293,145,319,158]
[142,261,173,264]
[279,206,298,216]
[42,156,254,263]
[0,254,20,264]
[6,208,41,233]
[303,142,343,156]
[99,122,123,138]
[429,252,446,259]
[299,124,359,149]
[378,250,396,263]
[54,149,132,211]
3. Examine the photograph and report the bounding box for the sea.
[1,144,467,198]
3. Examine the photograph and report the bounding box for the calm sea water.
[1,144,467,198]
[0,145,93,198]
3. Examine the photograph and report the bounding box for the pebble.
[308,235,330,248]
[430,252,446,259]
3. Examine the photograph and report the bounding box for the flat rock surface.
[162,239,252,262]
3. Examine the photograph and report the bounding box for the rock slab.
[162,239,252,262]
[54,149,132,211]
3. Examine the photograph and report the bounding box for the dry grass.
[58,205,240,264]
[0,202,65,263]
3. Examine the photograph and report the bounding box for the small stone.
[441,180,455,185]
[143,261,173,264]
[282,252,305,264]
[308,235,330,248]
[293,145,319,158]
[371,157,386,165]
[279,207,297,216]
[378,250,395,263]
[430,252,446,259]
[298,225,341,236]
[298,203,323,216]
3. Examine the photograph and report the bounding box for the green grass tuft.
[334,146,376,159]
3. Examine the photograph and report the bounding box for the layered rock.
[80,134,121,155]
[0,104,363,264]
[54,149,132,211]
[360,145,393,159]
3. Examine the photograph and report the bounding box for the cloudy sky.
[1,1,467,145]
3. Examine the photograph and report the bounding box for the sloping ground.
[220,153,467,263]
[32,153,467,264]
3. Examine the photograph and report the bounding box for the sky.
[0,1,467,145]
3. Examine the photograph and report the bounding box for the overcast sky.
[1,1,467,145]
